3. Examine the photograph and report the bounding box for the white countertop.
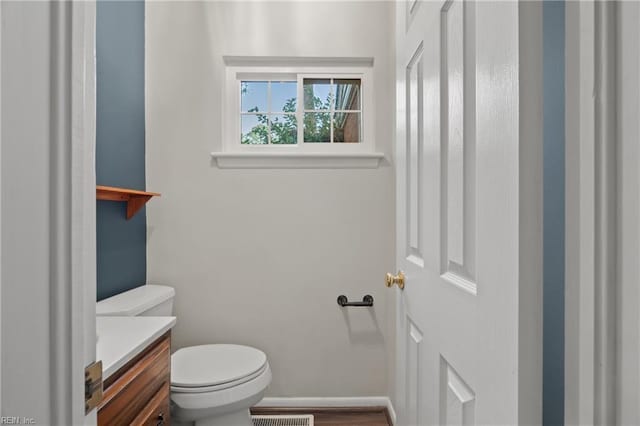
[97,316,176,379]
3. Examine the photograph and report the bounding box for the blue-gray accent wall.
[96,0,147,301]
[543,1,565,424]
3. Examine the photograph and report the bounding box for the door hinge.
[85,360,103,414]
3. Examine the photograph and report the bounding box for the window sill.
[210,152,385,169]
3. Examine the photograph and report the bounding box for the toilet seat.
[171,359,272,413]
[171,363,268,393]
[171,344,267,393]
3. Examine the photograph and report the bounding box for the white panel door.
[394,1,541,425]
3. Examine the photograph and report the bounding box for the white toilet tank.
[96,284,175,317]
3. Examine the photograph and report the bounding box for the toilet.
[96,284,272,426]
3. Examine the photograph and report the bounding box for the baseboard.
[255,397,396,425]
[256,396,389,408]
[385,398,397,425]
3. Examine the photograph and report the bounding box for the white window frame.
[212,60,384,168]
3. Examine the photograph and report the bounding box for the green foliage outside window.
[241,85,333,144]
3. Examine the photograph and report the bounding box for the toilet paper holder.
[337,294,374,307]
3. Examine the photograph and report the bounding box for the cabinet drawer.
[131,384,170,426]
[98,334,171,426]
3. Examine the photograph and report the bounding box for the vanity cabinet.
[98,332,171,426]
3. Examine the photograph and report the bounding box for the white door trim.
[565,1,629,424]
[50,1,97,424]
[72,1,97,423]
[592,3,618,423]
[49,1,74,422]
[0,0,3,416]
[565,2,597,424]
[615,1,640,423]
[518,3,544,423]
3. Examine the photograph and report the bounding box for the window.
[215,58,383,168]
[239,78,362,146]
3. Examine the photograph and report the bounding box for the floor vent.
[252,414,314,426]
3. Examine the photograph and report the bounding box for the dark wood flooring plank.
[251,407,391,426]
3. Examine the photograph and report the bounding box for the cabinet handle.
[156,412,164,426]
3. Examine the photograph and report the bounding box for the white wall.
[145,1,395,397]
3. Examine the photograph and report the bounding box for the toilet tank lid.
[96,285,175,316]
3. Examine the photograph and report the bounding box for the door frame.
[565,1,640,424]
[0,0,3,415]
[615,1,640,423]
[71,1,98,423]
[1,0,95,422]
[565,2,597,424]
[50,1,97,424]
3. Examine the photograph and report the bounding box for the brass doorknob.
[385,271,405,290]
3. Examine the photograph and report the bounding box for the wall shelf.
[96,185,161,220]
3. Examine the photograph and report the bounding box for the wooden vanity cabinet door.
[131,384,170,426]
[98,332,171,426]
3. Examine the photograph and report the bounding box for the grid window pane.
[303,79,332,110]
[271,82,297,113]
[304,112,331,142]
[270,115,297,144]
[239,77,364,145]
[241,114,269,144]
[333,112,360,143]
[241,81,268,112]
[334,79,361,111]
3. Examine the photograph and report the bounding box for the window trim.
[210,151,385,169]
[213,61,384,168]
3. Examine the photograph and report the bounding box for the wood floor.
[250,407,392,426]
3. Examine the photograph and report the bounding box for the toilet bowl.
[96,285,271,426]
[171,344,272,426]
